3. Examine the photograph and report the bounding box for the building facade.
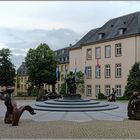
[54,45,72,93]
[16,62,29,96]
[16,12,140,98]
[70,12,140,99]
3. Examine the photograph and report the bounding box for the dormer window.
[98,33,105,39]
[119,28,126,35]
[119,29,124,35]
[123,21,126,24]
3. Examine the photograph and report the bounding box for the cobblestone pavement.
[1,100,140,138]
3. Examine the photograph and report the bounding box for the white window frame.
[115,63,121,78]
[86,85,92,97]
[105,45,111,58]
[115,85,121,97]
[105,64,111,78]
[105,85,111,96]
[119,29,124,35]
[86,66,92,79]
[95,47,101,59]
[115,43,122,57]
[95,85,101,97]
[95,66,101,78]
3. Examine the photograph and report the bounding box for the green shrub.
[59,83,66,95]
[116,96,128,100]
[98,93,107,100]
[28,88,38,97]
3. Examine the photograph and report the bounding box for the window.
[86,48,92,60]
[95,47,101,59]
[21,77,23,82]
[105,64,111,78]
[61,65,63,72]
[95,85,101,97]
[98,33,104,39]
[61,74,64,81]
[62,49,65,54]
[95,66,101,78]
[105,85,111,96]
[115,85,121,97]
[58,84,60,92]
[115,64,121,78]
[115,43,122,57]
[119,29,124,35]
[86,85,92,97]
[67,56,69,61]
[105,45,111,58]
[86,66,92,79]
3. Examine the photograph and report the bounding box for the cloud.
[0,27,84,69]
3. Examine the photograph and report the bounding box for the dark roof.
[17,62,28,76]
[70,28,99,49]
[55,45,72,64]
[72,11,140,49]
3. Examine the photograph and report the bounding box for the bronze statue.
[66,72,77,94]
[36,84,46,101]
[127,91,140,120]
[108,88,116,102]
[0,87,36,126]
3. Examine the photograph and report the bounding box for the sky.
[0,1,140,69]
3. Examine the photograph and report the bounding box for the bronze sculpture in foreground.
[0,87,36,126]
[128,91,140,120]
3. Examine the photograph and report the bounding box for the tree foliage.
[0,48,16,86]
[25,43,57,92]
[75,71,84,94]
[124,62,140,99]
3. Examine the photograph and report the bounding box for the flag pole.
[65,66,68,94]
[84,61,87,98]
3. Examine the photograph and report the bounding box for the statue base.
[63,94,81,100]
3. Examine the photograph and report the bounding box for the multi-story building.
[54,45,72,93]
[70,11,140,99]
[16,62,29,96]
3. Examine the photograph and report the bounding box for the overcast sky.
[0,1,140,68]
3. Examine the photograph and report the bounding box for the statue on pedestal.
[66,72,77,94]
[108,88,116,102]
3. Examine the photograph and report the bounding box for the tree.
[0,48,16,86]
[25,43,57,97]
[124,62,140,99]
[59,83,66,95]
[76,71,84,94]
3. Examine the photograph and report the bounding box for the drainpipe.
[135,36,137,63]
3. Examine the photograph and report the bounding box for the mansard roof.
[70,28,99,49]
[55,45,72,64]
[71,11,140,49]
[17,62,28,76]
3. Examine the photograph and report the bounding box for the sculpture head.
[70,71,73,76]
